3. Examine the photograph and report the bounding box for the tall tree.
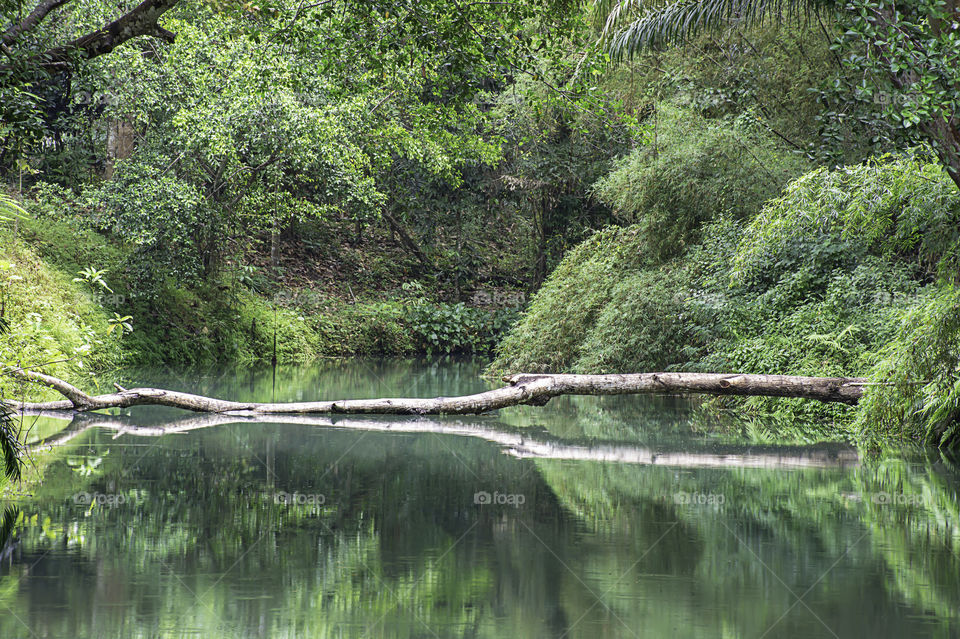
[593,0,960,190]
[1,0,577,171]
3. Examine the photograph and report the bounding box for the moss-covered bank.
[1,202,517,402]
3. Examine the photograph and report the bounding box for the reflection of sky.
[2,359,958,638]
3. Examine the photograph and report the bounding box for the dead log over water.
[3,368,867,415]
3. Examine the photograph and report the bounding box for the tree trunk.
[927,0,960,189]
[923,116,960,191]
[270,215,280,272]
[3,369,868,415]
[872,2,960,192]
[103,119,135,179]
[532,193,549,289]
[381,208,430,269]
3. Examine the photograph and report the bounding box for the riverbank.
[489,155,960,449]
[6,155,960,450]
[0,198,521,403]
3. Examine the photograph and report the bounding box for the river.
[1,358,958,638]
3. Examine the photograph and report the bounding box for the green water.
[2,358,960,638]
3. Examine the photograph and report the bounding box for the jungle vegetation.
[0,0,959,459]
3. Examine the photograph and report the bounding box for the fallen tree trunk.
[2,368,868,415]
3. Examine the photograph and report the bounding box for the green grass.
[0,226,122,401]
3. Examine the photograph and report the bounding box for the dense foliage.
[2,0,960,452]
[594,0,960,189]
[492,155,960,443]
[593,104,809,260]
[1,0,608,374]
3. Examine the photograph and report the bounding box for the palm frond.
[0,506,19,546]
[592,0,649,35]
[0,408,22,482]
[598,0,832,61]
[0,506,20,560]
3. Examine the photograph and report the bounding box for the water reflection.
[1,358,959,638]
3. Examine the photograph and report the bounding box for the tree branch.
[1,0,73,48]
[3,369,868,415]
[41,0,180,64]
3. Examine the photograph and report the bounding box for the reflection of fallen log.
[4,368,867,415]
[31,412,859,470]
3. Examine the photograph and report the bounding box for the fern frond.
[0,194,26,223]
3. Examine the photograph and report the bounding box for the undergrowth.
[491,154,960,446]
[2,194,517,385]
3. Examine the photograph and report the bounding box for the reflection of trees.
[856,455,960,621]
[122,356,493,410]
[499,392,860,447]
[5,423,568,637]
[536,453,960,637]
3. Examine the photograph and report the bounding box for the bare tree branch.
[3,368,868,414]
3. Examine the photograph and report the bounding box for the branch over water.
[2,368,867,415]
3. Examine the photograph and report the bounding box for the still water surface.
[2,358,959,638]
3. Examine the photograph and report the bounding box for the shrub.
[857,286,960,449]
[574,266,706,373]
[734,154,960,284]
[88,157,208,295]
[488,225,647,374]
[492,154,951,443]
[592,104,808,262]
[403,302,516,356]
